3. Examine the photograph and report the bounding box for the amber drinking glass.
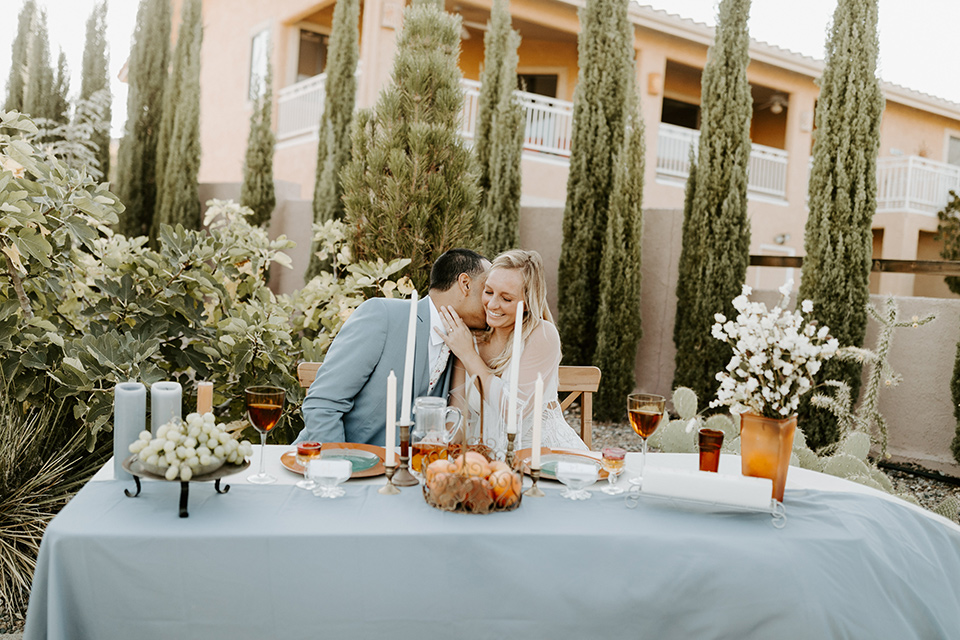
[698,428,725,473]
[295,441,323,490]
[627,393,665,486]
[601,447,626,495]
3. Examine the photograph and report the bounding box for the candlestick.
[506,430,517,469]
[379,464,400,495]
[393,423,418,486]
[400,290,418,424]
[151,381,182,432]
[196,381,213,415]
[531,373,543,470]
[523,467,545,497]
[114,382,146,481]
[505,300,524,435]
[385,371,397,466]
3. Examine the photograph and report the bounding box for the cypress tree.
[797,0,883,449]
[306,0,360,279]
[477,0,523,256]
[952,334,960,464]
[23,9,55,122]
[152,0,203,240]
[672,0,753,406]
[115,0,171,238]
[556,0,635,365]
[240,54,277,228]
[4,0,36,114]
[51,51,70,125]
[80,0,111,178]
[341,0,481,292]
[935,191,960,294]
[594,94,645,421]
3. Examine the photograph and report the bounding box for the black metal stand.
[124,474,233,518]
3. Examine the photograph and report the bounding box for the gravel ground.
[590,422,960,520]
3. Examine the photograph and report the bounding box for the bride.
[437,249,588,454]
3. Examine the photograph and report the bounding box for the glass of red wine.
[245,386,285,484]
[627,393,666,486]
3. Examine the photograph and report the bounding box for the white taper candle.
[531,373,543,469]
[386,371,397,466]
[505,300,524,435]
[400,290,418,424]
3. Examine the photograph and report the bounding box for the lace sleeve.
[485,321,561,423]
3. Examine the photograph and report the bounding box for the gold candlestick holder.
[392,423,418,486]
[523,467,545,497]
[379,464,400,495]
[506,431,517,469]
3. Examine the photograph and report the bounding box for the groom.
[297,249,490,445]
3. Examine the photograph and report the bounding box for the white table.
[26,447,960,640]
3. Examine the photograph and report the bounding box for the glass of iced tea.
[697,428,725,473]
[601,447,626,494]
[295,441,323,490]
[627,393,665,486]
[245,386,285,484]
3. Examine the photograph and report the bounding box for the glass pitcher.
[411,397,463,475]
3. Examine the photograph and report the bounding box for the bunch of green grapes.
[129,412,254,481]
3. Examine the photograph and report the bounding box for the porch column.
[874,211,920,295]
[636,48,666,195]
[357,0,404,108]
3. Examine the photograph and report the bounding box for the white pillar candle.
[642,468,773,511]
[150,381,182,432]
[114,382,146,481]
[386,371,397,466]
[400,290,418,424]
[505,300,524,435]
[196,381,213,415]
[531,373,543,469]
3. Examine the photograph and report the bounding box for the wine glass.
[295,441,322,490]
[627,393,666,486]
[555,461,598,500]
[245,386,285,484]
[601,447,626,495]
[310,459,353,498]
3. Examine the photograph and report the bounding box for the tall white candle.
[531,373,543,469]
[114,382,146,481]
[505,301,524,435]
[400,290,418,424]
[196,381,213,415]
[386,371,397,466]
[151,381,182,432]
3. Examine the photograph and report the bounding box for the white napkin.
[641,468,773,510]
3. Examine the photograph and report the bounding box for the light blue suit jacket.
[297,297,451,445]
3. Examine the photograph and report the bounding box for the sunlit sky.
[0,0,957,138]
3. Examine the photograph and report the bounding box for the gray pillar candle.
[151,381,183,433]
[114,382,146,481]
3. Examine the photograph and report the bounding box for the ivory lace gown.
[458,320,588,456]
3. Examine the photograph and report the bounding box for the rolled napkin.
[114,382,146,481]
[641,468,773,511]
[151,381,182,433]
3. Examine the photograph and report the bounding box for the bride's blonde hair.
[486,250,553,375]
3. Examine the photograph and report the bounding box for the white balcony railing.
[656,122,789,200]
[876,155,960,215]
[276,74,327,141]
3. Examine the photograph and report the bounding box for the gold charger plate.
[281,442,387,479]
[513,447,608,480]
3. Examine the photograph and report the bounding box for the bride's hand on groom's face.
[436,306,475,359]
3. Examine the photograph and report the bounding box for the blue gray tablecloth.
[24,478,960,640]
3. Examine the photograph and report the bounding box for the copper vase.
[739,412,796,502]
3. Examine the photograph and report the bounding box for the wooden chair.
[296,362,601,449]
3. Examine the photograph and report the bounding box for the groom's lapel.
[413,297,432,396]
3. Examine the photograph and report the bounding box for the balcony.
[656,122,789,200]
[876,155,960,216]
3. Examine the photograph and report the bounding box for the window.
[660,97,700,130]
[248,29,269,101]
[517,74,558,98]
[297,30,329,82]
[948,135,960,166]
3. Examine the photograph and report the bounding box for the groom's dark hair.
[430,249,487,292]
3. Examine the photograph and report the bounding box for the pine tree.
[672,0,753,407]
[306,0,360,279]
[797,0,883,449]
[80,0,111,178]
[556,0,635,365]
[476,0,523,256]
[152,0,203,241]
[240,55,276,228]
[3,0,36,114]
[342,0,481,292]
[23,9,55,122]
[593,95,645,421]
[115,0,171,238]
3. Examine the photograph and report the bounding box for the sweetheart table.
[24,447,960,640]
